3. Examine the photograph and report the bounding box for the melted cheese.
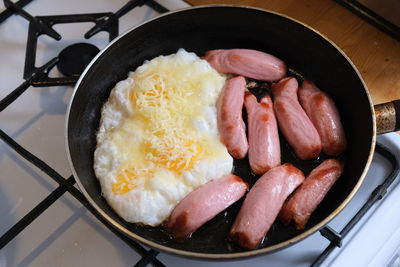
[93,49,233,226]
[108,49,226,194]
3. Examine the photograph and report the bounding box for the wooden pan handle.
[375,100,400,134]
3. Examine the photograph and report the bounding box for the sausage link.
[204,49,286,81]
[271,77,321,160]
[244,92,280,174]
[217,76,248,159]
[299,80,347,156]
[229,164,304,249]
[279,159,344,229]
[167,174,248,241]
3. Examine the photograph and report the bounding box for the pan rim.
[65,4,376,260]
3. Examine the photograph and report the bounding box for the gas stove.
[1,1,400,266]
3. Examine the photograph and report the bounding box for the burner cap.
[57,43,100,77]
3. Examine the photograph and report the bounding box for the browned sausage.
[217,76,248,159]
[279,159,344,230]
[229,164,304,249]
[299,80,347,156]
[167,174,248,241]
[204,49,287,81]
[244,92,280,174]
[271,77,322,160]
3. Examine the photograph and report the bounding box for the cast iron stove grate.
[0,1,399,266]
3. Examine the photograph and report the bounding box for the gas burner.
[24,13,118,87]
[57,43,100,77]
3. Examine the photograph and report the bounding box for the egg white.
[94,49,233,226]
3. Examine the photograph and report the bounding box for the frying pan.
[66,5,400,260]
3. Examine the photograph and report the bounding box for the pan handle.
[375,100,400,134]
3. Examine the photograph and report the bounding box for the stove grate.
[0,129,165,266]
[0,57,58,112]
[85,0,151,39]
[0,0,169,88]
[24,13,119,87]
[0,0,33,23]
[312,143,400,266]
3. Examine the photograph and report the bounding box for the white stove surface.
[1,1,400,266]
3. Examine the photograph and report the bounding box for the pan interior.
[67,6,373,256]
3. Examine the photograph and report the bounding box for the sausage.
[204,49,286,81]
[217,76,248,159]
[229,164,304,250]
[279,159,344,230]
[167,174,248,241]
[244,92,280,174]
[298,80,347,156]
[271,77,322,160]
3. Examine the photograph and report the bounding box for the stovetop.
[1,1,400,266]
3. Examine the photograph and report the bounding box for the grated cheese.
[110,50,226,194]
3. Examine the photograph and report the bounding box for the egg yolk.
[112,167,155,194]
[112,169,137,195]
[144,140,202,174]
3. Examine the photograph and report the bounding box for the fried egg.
[94,49,233,226]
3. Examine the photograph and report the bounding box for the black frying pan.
[66,5,400,260]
